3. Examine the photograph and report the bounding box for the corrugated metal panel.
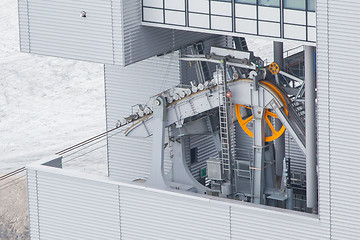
[122,0,216,66]
[104,53,180,181]
[316,0,331,229]
[36,171,121,240]
[316,0,331,237]
[325,1,360,238]
[235,124,253,163]
[120,186,230,240]
[26,169,40,240]
[187,135,218,180]
[27,162,328,239]
[18,0,30,52]
[112,0,124,66]
[285,131,306,173]
[231,204,323,239]
[25,0,119,64]
[18,0,215,65]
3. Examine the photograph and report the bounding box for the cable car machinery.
[117,46,309,210]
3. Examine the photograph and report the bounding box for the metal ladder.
[218,69,231,179]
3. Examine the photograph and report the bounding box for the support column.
[273,41,285,177]
[171,132,208,193]
[146,97,168,189]
[305,45,317,209]
[252,106,266,204]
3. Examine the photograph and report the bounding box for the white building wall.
[317,0,360,238]
[26,160,327,240]
[18,0,30,52]
[27,169,40,240]
[17,0,214,66]
[316,0,332,237]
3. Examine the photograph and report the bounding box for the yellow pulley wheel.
[269,62,280,75]
[235,104,286,142]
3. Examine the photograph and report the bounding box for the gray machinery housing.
[115,43,316,212]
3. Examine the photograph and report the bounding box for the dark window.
[308,0,315,11]
[258,0,280,7]
[284,0,306,10]
[190,147,198,164]
[235,0,256,4]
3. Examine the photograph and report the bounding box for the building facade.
[18,0,360,239]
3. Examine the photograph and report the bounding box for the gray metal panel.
[122,0,215,66]
[316,0,331,235]
[27,163,328,239]
[26,169,40,240]
[18,0,30,52]
[36,171,121,240]
[235,124,253,163]
[188,135,218,179]
[112,0,124,66]
[120,186,230,240]
[25,0,119,64]
[322,1,360,238]
[18,0,215,65]
[285,131,306,173]
[231,204,324,239]
[104,53,181,181]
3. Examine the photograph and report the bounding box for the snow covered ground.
[0,0,300,175]
[0,0,107,174]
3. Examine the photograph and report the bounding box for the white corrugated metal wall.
[316,0,332,238]
[317,0,360,238]
[22,0,118,64]
[18,0,30,52]
[104,52,181,181]
[315,0,332,234]
[17,0,214,65]
[37,172,121,239]
[26,169,40,240]
[26,164,327,239]
[120,186,230,240]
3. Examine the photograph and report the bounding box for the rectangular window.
[308,0,315,11]
[235,0,256,4]
[284,0,306,10]
[258,0,280,7]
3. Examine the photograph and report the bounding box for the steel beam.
[146,96,169,189]
[274,41,285,177]
[252,106,265,204]
[305,45,317,209]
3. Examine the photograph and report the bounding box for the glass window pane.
[235,0,256,4]
[212,0,231,2]
[258,0,280,7]
[308,0,315,11]
[284,0,305,10]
